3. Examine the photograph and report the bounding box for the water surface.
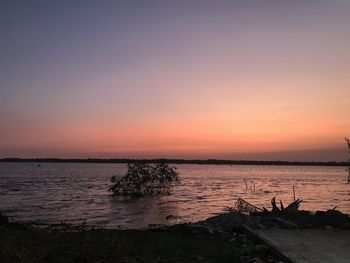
[0,162,349,228]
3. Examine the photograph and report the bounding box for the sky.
[1,0,349,161]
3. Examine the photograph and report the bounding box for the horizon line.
[0,157,348,167]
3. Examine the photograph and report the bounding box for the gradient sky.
[1,0,350,161]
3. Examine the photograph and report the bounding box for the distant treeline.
[0,158,347,166]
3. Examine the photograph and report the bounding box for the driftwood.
[235,198,263,213]
[234,197,302,215]
[269,197,302,214]
[229,198,349,229]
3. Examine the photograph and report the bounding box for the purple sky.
[1,1,350,161]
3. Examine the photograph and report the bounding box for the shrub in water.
[109,162,180,196]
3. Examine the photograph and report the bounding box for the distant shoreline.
[0,158,348,166]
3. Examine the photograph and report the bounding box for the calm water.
[0,162,349,229]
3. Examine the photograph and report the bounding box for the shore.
[1,209,349,263]
[0,212,278,263]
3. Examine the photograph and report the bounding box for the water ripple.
[0,162,349,229]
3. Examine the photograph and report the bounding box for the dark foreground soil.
[2,208,349,263]
[0,220,245,263]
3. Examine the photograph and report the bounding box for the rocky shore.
[1,209,349,263]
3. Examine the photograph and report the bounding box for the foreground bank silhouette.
[109,162,180,196]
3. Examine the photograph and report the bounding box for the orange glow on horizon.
[1,1,350,161]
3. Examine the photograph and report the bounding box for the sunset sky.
[1,0,349,161]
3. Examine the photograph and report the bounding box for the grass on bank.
[0,223,242,263]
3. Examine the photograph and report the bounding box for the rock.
[273,217,298,228]
[251,256,265,263]
[0,213,9,225]
[254,244,268,255]
[238,234,249,244]
[207,228,214,234]
[257,223,267,230]
[315,210,350,228]
[239,255,250,262]
[324,225,334,230]
[241,246,252,255]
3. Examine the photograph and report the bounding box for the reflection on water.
[0,162,349,229]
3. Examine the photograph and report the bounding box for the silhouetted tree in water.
[109,162,180,196]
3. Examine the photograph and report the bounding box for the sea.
[0,162,349,229]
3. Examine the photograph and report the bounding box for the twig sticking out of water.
[244,178,248,190]
[293,185,296,202]
[243,178,256,191]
